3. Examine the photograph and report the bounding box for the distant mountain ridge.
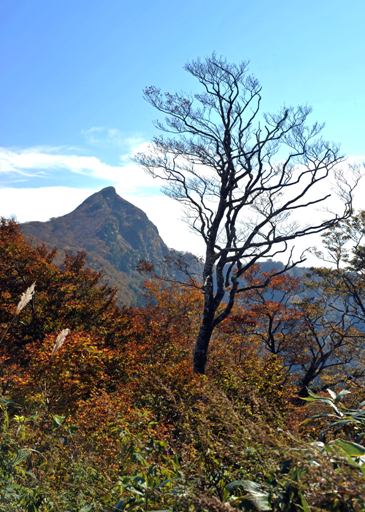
[21,187,201,305]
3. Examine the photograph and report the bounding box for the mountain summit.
[62,186,170,262]
[21,188,199,304]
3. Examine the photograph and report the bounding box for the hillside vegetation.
[0,219,364,511]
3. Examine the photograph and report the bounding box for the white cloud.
[0,186,95,223]
[0,145,159,194]
[81,127,145,150]
[0,183,328,264]
[0,185,205,256]
[0,142,205,254]
[0,144,364,265]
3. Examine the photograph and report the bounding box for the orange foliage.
[0,219,128,358]
[25,332,114,411]
[0,224,296,487]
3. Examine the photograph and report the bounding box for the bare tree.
[249,284,364,396]
[136,55,356,374]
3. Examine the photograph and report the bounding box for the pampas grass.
[0,282,36,344]
[51,329,70,356]
[16,282,36,315]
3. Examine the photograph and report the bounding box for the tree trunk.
[193,247,216,374]
[193,278,215,374]
[298,369,317,398]
[193,317,214,374]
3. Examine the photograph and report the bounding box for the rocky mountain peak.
[21,187,201,305]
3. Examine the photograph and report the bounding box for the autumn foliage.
[0,219,364,511]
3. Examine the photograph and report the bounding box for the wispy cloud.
[0,141,205,255]
[0,146,118,177]
[82,127,145,150]
[0,142,363,263]
[0,144,159,194]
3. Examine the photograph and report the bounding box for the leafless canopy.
[137,55,357,373]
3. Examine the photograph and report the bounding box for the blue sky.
[0,0,364,257]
